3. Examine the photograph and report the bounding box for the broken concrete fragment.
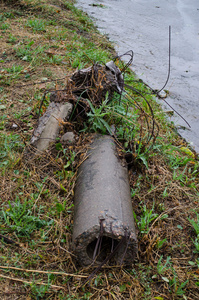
[30,102,72,153]
[61,132,75,144]
[72,135,137,266]
[71,61,124,105]
[105,60,124,93]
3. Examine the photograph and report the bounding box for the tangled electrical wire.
[35,26,190,167]
[35,50,161,167]
[65,50,160,159]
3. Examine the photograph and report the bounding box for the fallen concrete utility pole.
[29,60,123,155]
[30,102,72,154]
[72,135,137,266]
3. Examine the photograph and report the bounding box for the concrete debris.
[61,131,75,144]
[72,135,137,266]
[30,102,72,154]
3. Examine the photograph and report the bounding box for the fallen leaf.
[180,146,195,158]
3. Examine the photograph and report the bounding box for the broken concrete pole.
[71,61,124,105]
[72,135,137,266]
[30,102,72,153]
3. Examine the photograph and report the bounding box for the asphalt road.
[77,0,199,152]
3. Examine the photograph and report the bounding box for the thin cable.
[157,25,171,94]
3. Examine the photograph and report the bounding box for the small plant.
[54,142,76,181]
[0,132,24,170]
[192,237,199,253]
[7,34,17,44]
[156,238,167,249]
[188,212,199,252]
[47,54,63,65]
[152,255,171,283]
[15,41,45,63]
[175,280,189,296]
[0,23,10,30]
[0,12,14,20]
[5,65,24,79]
[15,40,35,62]
[157,255,171,275]
[0,197,53,237]
[188,212,199,235]
[169,266,189,296]
[0,14,6,21]
[29,274,52,298]
[85,96,112,135]
[131,175,142,197]
[133,203,158,234]
[26,19,46,32]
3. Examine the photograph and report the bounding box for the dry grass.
[0,0,199,299]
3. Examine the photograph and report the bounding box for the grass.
[0,0,199,299]
[0,197,53,237]
[26,19,46,32]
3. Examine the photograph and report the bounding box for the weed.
[175,280,189,296]
[0,12,14,21]
[29,274,52,298]
[188,212,199,235]
[131,264,152,298]
[153,140,193,168]
[15,41,46,63]
[13,106,32,119]
[4,65,24,81]
[169,266,189,296]
[0,14,6,21]
[162,186,168,197]
[94,274,103,287]
[172,166,189,186]
[83,90,149,168]
[66,42,110,68]
[14,40,35,62]
[192,237,199,253]
[85,94,113,135]
[47,55,63,65]
[189,258,199,271]
[55,144,76,181]
[131,175,143,197]
[26,19,46,32]
[7,33,17,44]
[157,255,171,275]
[188,212,199,253]
[50,28,69,41]
[133,203,158,234]
[0,132,24,170]
[0,197,53,237]
[0,23,10,31]
[156,238,167,249]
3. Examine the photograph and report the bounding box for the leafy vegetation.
[0,0,198,299]
[0,197,53,237]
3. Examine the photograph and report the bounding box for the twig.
[0,234,19,246]
[0,266,87,278]
[0,291,27,296]
[15,77,67,88]
[0,273,64,289]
